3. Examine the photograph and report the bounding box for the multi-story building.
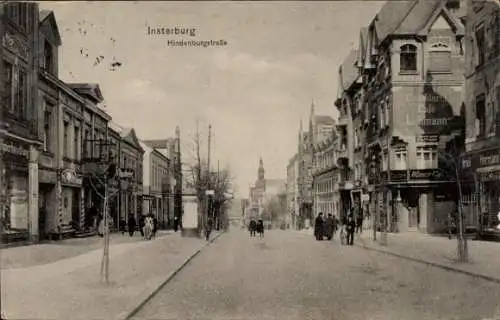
[1,2,42,243]
[352,0,466,234]
[33,6,113,240]
[312,129,339,218]
[335,49,360,224]
[463,0,500,236]
[286,153,299,229]
[108,123,144,227]
[141,139,171,228]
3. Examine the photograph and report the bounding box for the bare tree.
[438,133,469,263]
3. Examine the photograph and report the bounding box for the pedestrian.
[206,217,213,241]
[346,215,356,245]
[139,215,145,237]
[152,215,158,238]
[119,218,126,235]
[332,214,339,240]
[173,215,179,232]
[314,212,324,241]
[324,213,335,240]
[356,212,363,234]
[447,210,457,239]
[128,214,136,237]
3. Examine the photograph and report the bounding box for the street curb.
[119,231,224,320]
[356,242,500,284]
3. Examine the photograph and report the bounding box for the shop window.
[400,44,417,73]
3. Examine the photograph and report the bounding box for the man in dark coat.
[139,215,145,237]
[152,215,158,237]
[324,213,335,240]
[346,215,356,245]
[128,215,136,237]
[356,212,364,234]
[314,213,324,241]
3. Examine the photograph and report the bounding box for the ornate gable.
[418,4,465,37]
[125,129,144,153]
[39,11,62,46]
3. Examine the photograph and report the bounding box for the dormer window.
[43,40,54,73]
[400,44,417,73]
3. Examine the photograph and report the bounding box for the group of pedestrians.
[118,213,158,239]
[313,211,364,246]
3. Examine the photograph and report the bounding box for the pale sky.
[41,1,384,197]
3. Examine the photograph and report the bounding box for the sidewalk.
[1,231,223,320]
[0,230,172,269]
[356,231,500,283]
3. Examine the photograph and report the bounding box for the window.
[476,24,485,66]
[382,150,388,171]
[83,128,90,158]
[476,94,486,138]
[393,146,407,170]
[6,2,30,32]
[3,61,13,111]
[429,43,451,73]
[380,104,386,129]
[384,103,390,127]
[63,121,69,158]
[416,145,437,169]
[400,44,417,72]
[14,69,27,119]
[43,103,52,152]
[43,40,53,73]
[74,126,80,160]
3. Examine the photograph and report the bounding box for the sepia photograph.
[1,0,500,319]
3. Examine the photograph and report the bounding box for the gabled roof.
[111,124,144,153]
[373,0,417,43]
[372,0,464,43]
[39,10,62,46]
[68,83,104,104]
[357,27,369,68]
[340,49,359,90]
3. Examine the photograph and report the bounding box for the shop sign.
[409,169,445,180]
[1,142,29,157]
[389,170,408,182]
[479,171,500,181]
[478,149,500,167]
[61,169,83,185]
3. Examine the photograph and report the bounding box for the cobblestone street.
[1,231,219,320]
[133,229,500,320]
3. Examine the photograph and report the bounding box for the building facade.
[140,140,171,228]
[312,129,340,219]
[286,153,299,229]
[108,124,144,227]
[1,2,42,242]
[348,0,467,234]
[464,0,500,236]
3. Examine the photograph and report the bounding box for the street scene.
[3,0,500,319]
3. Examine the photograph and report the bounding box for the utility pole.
[206,125,212,232]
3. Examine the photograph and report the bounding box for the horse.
[143,216,154,240]
[249,220,257,237]
[256,220,264,238]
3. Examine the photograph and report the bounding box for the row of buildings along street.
[0,2,183,244]
[284,0,500,238]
